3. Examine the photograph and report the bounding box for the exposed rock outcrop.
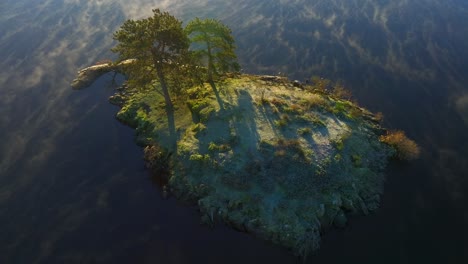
[71,59,135,90]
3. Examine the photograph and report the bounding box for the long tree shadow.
[258,103,281,138]
[209,80,225,110]
[195,89,260,155]
[230,89,260,153]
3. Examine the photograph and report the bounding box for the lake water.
[1,0,467,263]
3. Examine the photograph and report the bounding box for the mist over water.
[0,0,467,263]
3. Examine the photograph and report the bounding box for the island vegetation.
[72,9,419,258]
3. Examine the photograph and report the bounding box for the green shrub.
[351,154,362,167]
[189,153,210,162]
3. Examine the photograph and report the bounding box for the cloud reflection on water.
[0,0,225,176]
[0,0,467,263]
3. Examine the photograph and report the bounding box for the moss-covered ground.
[110,74,394,257]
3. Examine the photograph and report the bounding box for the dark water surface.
[1,0,467,263]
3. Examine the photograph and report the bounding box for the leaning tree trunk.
[206,40,214,83]
[156,65,177,152]
[156,65,174,111]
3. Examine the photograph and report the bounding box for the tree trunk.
[156,65,177,152]
[207,40,214,82]
[156,65,174,111]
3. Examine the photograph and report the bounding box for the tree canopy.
[185,18,240,82]
[112,9,188,64]
[112,9,189,105]
[111,11,240,110]
[112,9,190,150]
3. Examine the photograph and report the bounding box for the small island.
[72,9,419,257]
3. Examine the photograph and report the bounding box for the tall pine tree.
[112,9,189,112]
[185,18,240,83]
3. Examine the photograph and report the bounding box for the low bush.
[331,84,352,100]
[374,112,384,123]
[143,144,171,175]
[380,130,420,160]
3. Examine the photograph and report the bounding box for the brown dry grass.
[299,94,328,110]
[331,84,353,100]
[374,112,384,123]
[380,130,420,160]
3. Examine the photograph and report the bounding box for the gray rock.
[71,59,135,89]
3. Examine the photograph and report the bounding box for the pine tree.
[112,9,189,112]
[185,18,240,83]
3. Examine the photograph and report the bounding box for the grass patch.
[259,88,269,105]
[189,153,211,162]
[331,132,351,151]
[191,123,207,136]
[284,104,304,115]
[297,127,312,136]
[208,142,231,153]
[270,97,289,109]
[274,114,290,128]
[296,113,326,127]
[299,94,328,110]
[274,138,305,161]
[347,106,363,120]
[332,101,347,115]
